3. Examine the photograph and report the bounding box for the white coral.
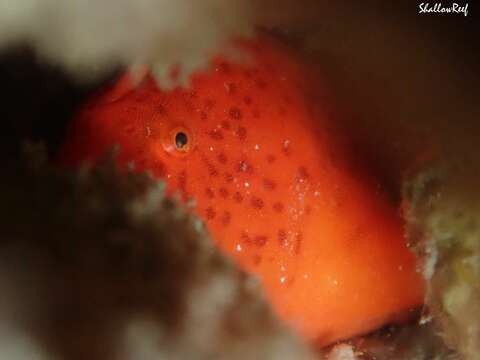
[0,0,254,85]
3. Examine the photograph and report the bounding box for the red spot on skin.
[205,187,215,199]
[273,202,284,212]
[225,173,234,183]
[267,154,276,163]
[183,99,196,113]
[201,155,218,177]
[297,166,309,181]
[208,165,218,177]
[157,104,167,115]
[241,230,251,244]
[254,235,268,247]
[152,160,167,177]
[255,79,267,89]
[252,109,260,119]
[225,82,237,95]
[237,159,253,174]
[263,178,276,191]
[229,107,242,120]
[218,61,231,73]
[217,153,228,164]
[235,126,247,141]
[294,232,303,255]
[221,211,232,226]
[250,196,264,210]
[277,230,302,255]
[264,63,274,72]
[200,111,208,120]
[252,254,262,266]
[218,187,229,199]
[305,206,312,215]
[243,96,252,105]
[244,68,257,78]
[283,94,293,105]
[241,232,267,248]
[209,129,224,140]
[205,207,216,220]
[177,170,187,197]
[204,98,215,110]
[233,192,243,203]
[282,139,292,156]
[278,229,287,247]
[221,120,230,130]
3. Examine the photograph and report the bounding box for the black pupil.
[175,132,188,149]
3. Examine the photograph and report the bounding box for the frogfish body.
[59,34,424,345]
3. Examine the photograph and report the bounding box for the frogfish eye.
[175,132,188,149]
[162,125,193,156]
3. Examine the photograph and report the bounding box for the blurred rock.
[0,147,314,360]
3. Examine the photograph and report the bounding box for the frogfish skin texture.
[59,34,425,345]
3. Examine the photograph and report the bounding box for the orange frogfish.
[59,34,425,345]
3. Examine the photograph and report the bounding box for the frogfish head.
[60,33,425,346]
